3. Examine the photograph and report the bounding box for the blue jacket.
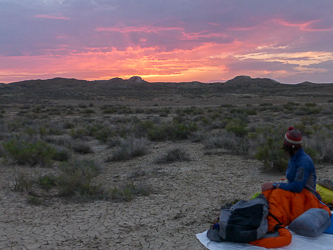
[279,148,319,198]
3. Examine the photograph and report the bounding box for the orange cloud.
[0,41,244,83]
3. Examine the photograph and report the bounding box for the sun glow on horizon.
[1,1,333,84]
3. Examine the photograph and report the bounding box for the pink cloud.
[180,31,229,40]
[96,26,183,33]
[274,19,333,32]
[228,27,255,31]
[34,14,70,20]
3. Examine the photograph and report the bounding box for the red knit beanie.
[284,127,302,149]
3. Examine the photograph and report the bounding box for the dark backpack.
[207,194,269,243]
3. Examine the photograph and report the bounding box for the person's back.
[281,147,320,199]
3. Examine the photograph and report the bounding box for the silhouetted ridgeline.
[0,75,333,103]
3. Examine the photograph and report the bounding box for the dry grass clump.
[11,171,34,192]
[203,132,249,155]
[109,182,153,201]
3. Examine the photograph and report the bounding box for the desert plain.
[1,76,333,249]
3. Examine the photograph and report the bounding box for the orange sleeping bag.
[250,188,331,248]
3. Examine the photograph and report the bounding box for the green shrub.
[229,108,256,116]
[70,128,88,139]
[3,136,56,166]
[305,103,316,107]
[283,102,300,110]
[177,107,203,115]
[133,121,155,137]
[38,175,57,189]
[148,122,198,141]
[255,137,288,172]
[94,127,115,143]
[220,104,234,108]
[296,106,322,115]
[225,120,248,137]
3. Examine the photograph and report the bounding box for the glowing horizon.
[1,0,333,84]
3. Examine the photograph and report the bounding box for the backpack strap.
[268,212,284,232]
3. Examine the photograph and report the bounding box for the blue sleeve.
[278,159,312,193]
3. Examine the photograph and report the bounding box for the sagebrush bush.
[155,148,191,163]
[57,159,103,197]
[72,141,93,154]
[203,132,249,155]
[107,137,148,161]
[255,137,288,172]
[133,120,155,137]
[304,128,333,163]
[190,131,207,143]
[2,136,56,166]
[225,119,248,137]
[52,146,71,161]
[106,136,121,148]
[63,121,75,129]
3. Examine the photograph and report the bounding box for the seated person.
[261,126,322,201]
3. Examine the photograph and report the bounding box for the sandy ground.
[0,142,264,250]
[3,140,332,250]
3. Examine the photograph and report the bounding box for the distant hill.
[225,75,280,86]
[1,75,333,104]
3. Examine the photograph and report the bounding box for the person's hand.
[261,182,274,192]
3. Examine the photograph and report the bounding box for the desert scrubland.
[1,76,333,249]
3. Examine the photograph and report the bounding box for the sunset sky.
[1,0,333,84]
